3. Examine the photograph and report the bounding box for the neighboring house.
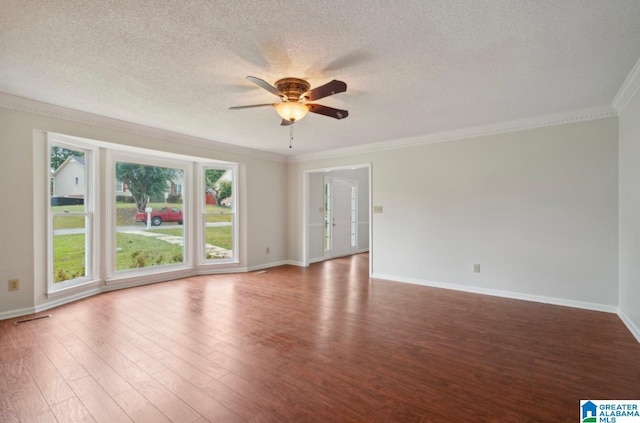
[115,179,132,197]
[52,156,85,198]
[53,157,185,200]
[168,179,183,197]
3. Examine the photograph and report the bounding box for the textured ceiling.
[1,0,640,156]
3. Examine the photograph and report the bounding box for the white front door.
[327,178,356,258]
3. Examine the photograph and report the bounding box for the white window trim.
[198,164,239,266]
[47,135,99,293]
[106,151,193,281]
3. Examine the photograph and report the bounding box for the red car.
[135,207,183,226]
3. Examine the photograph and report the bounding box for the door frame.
[302,164,372,274]
[324,176,358,259]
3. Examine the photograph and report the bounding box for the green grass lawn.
[53,234,86,281]
[115,232,184,271]
[53,232,185,281]
[148,226,232,250]
[54,225,233,282]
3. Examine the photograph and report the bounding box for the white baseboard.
[285,260,307,267]
[618,310,640,343]
[0,263,285,320]
[193,267,249,275]
[0,306,37,321]
[370,273,619,314]
[246,261,289,272]
[36,288,103,314]
[308,256,326,264]
[307,251,369,266]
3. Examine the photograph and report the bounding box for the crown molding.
[612,57,640,115]
[289,105,618,163]
[0,91,622,166]
[0,92,287,163]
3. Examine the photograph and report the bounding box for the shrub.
[116,195,135,203]
[54,267,85,282]
[130,249,182,267]
[166,194,182,204]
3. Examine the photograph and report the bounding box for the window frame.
[107,151,192,280]
[45,132,240,294]
[47,135,99,293]
[199,164,239,265]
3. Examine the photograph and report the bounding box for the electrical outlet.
[473,264,480,273]
[8,279,19,291]
[373,205,383,213]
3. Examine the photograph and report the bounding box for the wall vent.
[13,315,51,325]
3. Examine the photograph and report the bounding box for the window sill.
[47,279,102,299]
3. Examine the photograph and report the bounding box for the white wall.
[0,104,287,317]
[288,118,619,308]
[0,97,626,329]
[245,158,287,269]
[619,86,640,339]
[308,172,326,261]
[0,108,36,317]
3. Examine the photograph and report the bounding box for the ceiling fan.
[230,76,349,126]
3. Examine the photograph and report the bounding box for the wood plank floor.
[1,253,639,422]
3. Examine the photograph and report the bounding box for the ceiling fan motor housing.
[275,78,310,101]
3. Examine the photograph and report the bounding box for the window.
[45,132,239,294]
[48,138,95,291]
[113,159,186,273]
[202,167,236,262]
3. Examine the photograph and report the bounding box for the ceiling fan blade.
[229,103,275,110]
[307,104,349,120]
[280,119,294,126]
[303,80,347,101]
[246,76,286,99]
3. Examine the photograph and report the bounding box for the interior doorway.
[304,165,370,267]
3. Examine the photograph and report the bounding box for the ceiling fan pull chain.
[289,124,294,148]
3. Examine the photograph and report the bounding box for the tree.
[217,180,232,205]
[51,146,82,171]
[115,163,178,212]
[205,169,232,205]
[205,169,226,189]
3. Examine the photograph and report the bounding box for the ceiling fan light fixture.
[275,101,309,122]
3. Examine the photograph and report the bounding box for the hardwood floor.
[1,253,639,422]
